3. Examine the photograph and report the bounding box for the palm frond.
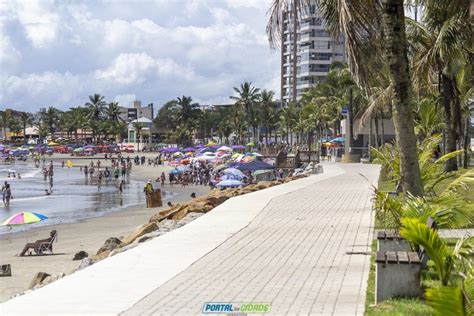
[426,286,465,316]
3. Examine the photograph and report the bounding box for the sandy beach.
[0,154,210,302]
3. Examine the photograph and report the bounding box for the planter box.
[376,251,421,303]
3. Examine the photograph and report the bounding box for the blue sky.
[0,0,280,112]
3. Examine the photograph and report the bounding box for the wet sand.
[0,154,210,302]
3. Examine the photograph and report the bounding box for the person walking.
[97,171,103,191]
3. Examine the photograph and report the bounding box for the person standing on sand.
[2,181,8,204]
[114,166,120,181]
[160,172,166,187]
[143,180,153,207]
[4,184,12,206]
[61,161,65,168]
[84,165,88,177]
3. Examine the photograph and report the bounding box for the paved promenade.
[1,163,380,315]
[125,164,379,315]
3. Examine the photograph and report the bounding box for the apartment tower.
[281,1,345,104]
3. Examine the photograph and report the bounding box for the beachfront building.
[281,0,345,104]
[119,101,154,123]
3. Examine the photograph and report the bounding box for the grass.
[364,241,435,316]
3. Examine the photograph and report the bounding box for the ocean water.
[0,162,173,234]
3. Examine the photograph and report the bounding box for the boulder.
[109,242,139,257]
[41,273,66,286]
[121,222,159,245]
[159,219,178,231]
[78,258,94,270]
[72,250,89,261]
[96,237,122,255]
[29,272,50,289]
[137,229,170,243]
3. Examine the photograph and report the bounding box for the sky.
[0,0,280,112]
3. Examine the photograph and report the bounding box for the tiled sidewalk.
[124,164,380,315]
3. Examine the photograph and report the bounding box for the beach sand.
[0,154,210,302]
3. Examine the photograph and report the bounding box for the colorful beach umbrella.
[2,212,48,226]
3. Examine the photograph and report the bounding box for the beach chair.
[37,231,58,255]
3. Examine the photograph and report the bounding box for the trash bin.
[147,189,162,207]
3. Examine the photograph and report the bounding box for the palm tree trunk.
[380,110,385,145]
[374,115,380,148]
[441,74,458,172]
[382,0,423,196]
[463,115,470,169]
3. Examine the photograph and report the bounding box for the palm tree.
[105,102,124,142]
[132,122,144,152]
[406,2,471,172]
[18,112,33,143]
[230,82,261,142]
[259,90,278,145]
[0,110,10,140]
[39,106,61,138]
[85,94,106,141]
[314,0,423,196]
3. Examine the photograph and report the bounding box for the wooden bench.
[375,251,422,303]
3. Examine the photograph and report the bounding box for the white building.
[281,0,345,103]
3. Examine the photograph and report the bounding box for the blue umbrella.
[169,169,183,175]
[330,137,345,143]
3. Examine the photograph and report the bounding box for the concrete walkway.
[1,163,380,315]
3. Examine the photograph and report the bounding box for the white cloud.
[1,0,279,112]
[114,94,137,106]
[14,0,60,48]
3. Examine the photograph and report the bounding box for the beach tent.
[237,160,275,171]
[223,168,245,179]
[216,179,243,188]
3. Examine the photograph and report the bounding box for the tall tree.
[407,1,471,171]
[18,112,33,143]
[230,82,261,142]
[85,94,106,141]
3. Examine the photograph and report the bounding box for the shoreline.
[0,155,210,302]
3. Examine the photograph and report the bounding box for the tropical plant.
[85,94,106,140]
[132,122,144,152]
[0,110,10,139]
[18,111,33,142]
[39,106,61,137]
[230,82,261,142]
[406,1,471,172]
[400,217,473,286]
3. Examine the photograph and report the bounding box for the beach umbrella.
[169,169,183,175]
[223,168,245,179]
[194,144,205,148]
[206,141,216,146]
[217,146,232,152]
[2,212,48,226]
[216,179,243,188]
[73,147,84,152]
[213,164,227,172]
[246,141,255,147]
[183,147,195,152]
[48,142,59,146]
[172,152,183,157]
[330,137,345,143]
[177,165,192,172]
[252,152,263,157]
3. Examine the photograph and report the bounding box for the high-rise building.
[281,1,345,104]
